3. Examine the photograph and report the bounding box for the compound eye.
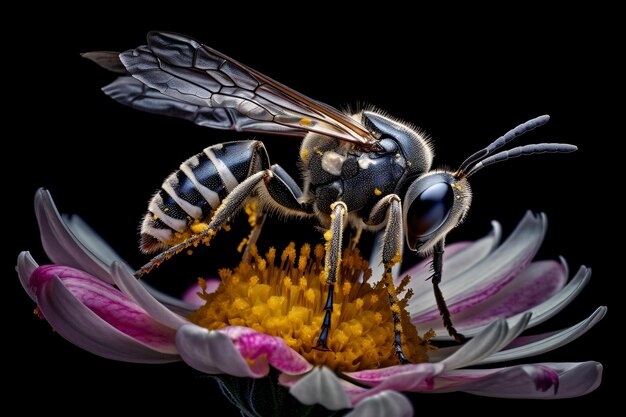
[407,182,454,237]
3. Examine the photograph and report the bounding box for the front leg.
[365,195,410,364]
[315,201,347,351]
[431,240,465,343]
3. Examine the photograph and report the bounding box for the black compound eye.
[407,182,454,237]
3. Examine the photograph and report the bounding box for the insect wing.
[106,31,378,149]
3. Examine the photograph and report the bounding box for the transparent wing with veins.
[88,31,379,150]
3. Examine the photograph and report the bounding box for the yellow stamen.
[189,244,433,372]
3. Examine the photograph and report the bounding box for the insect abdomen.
[140,140,270,253]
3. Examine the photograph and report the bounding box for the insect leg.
[315,201,347,351]
[243,164,313,259]
[365,195,410,364]
[431,240,465,343]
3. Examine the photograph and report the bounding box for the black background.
[7,8,617,415]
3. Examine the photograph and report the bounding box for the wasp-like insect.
[86,31,576,361]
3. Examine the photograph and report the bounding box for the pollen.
[300,149,309,161]
[188,244,433,372]
[300,117,313,126]
[190,221,210,234]
[374,188,382,196]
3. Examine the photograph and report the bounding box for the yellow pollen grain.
[153,214,159,220]
[187,243,433,372]
[316,150,324,156]
[186,249,194,256]
[237,238,248,253]
[300,117,313,126]
[374,188,382,196]
[301,149,309,160]
[190,222,209,234]
[324,230,332,241]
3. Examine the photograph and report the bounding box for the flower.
[17,189,605,416]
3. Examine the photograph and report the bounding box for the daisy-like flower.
[17,189,605,416]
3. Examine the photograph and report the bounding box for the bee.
[86,31,576,361]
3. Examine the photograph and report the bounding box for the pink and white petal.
[418,260,565,337]
[36,273,178,362]
[34,189,115,284]
[288,367,351,410]
[176,324,254,377]
[432,264,592,342]
[436,362,602,399]
[219,326,312,376]
[343,362,444,405]
[345,391,413,417]
[409,211,546,321]
[522,265,592,330]
[478,306,607,364]
[111,262,187,329]
[345,362,443,387]
[17,251,39,301]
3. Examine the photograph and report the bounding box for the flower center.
[188,243,434,372]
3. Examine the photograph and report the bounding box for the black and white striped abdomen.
[140,140,270,253]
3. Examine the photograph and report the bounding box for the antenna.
[455,115,577,178]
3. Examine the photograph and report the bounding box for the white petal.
[345,391,413,417]
[409,212,546,323]
[16,251,39,301]
[429,313,530,363]
[111,262,187,329]
[289,366,351,410]
[439,314,530,369]
[478,306,607,364]
[34,189,115,284]
[175,324,254,377]
[39,276,178,363]
[64,214,127,267]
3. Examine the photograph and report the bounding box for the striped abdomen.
[140,140,270,253]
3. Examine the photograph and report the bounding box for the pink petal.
[410,211,546,323]
[220,326,312,376]
[31,265,178,362]
[417,260,566,333]
[434,362,602,399]
[34,189,115,284]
